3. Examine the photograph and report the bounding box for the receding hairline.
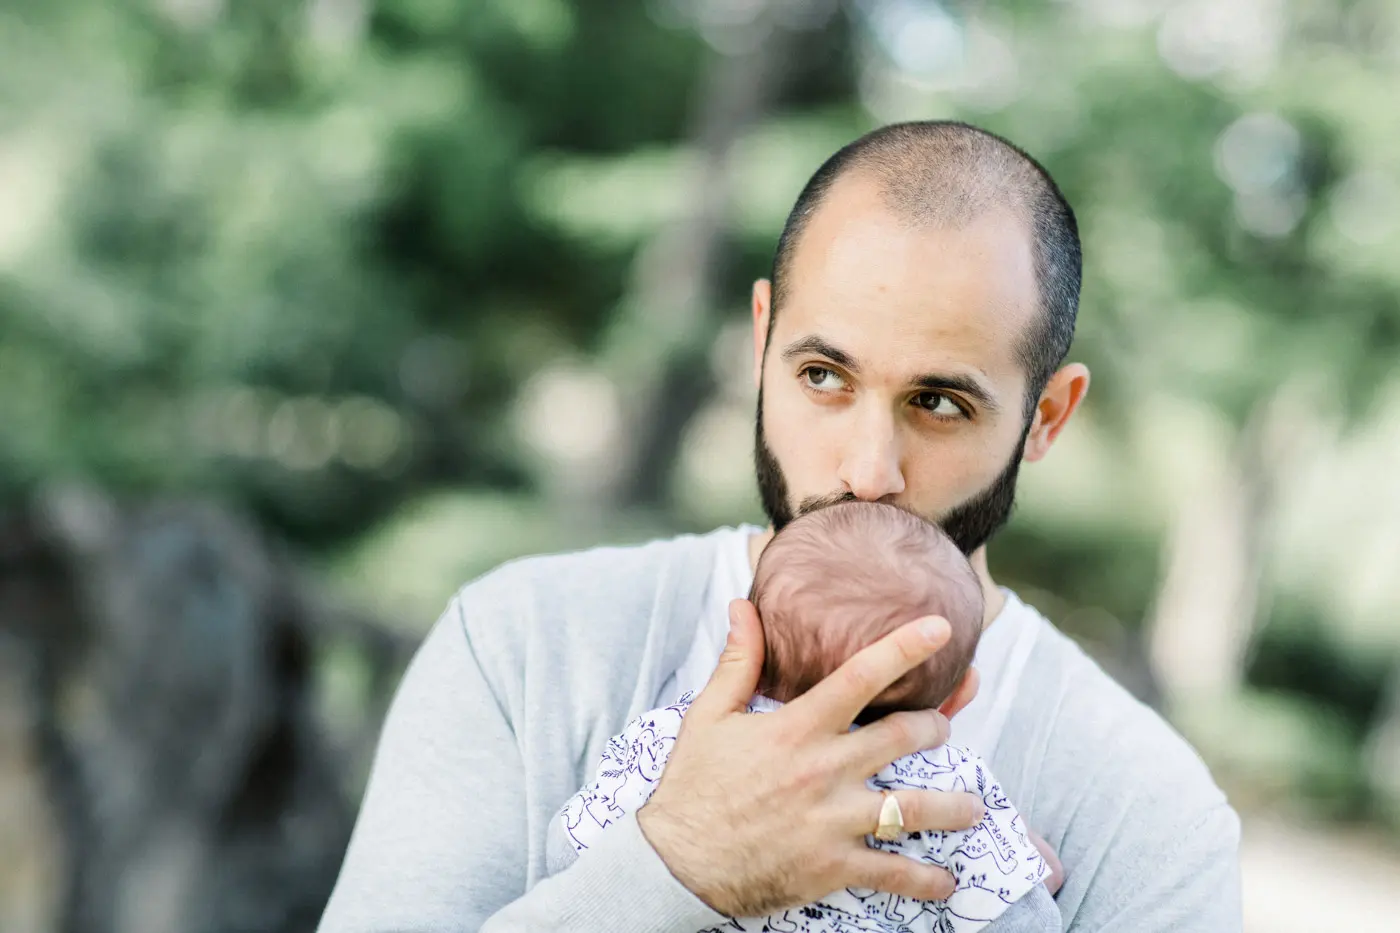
[775,123,1049,297]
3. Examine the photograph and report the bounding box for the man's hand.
[636,599,985,918]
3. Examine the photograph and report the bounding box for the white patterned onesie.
[546,694,1060,933]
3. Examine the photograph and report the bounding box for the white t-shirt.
[667,524,1042,758]
[668,523,763,700]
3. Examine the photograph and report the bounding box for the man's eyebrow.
[780,334,1003,413]
[914,373,1002,413]
[780,336,860,372]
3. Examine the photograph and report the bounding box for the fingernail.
[919,617,947,642]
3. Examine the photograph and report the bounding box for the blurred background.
[2,0,1399,931]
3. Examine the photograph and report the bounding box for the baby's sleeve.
[548,697,691,867]
[873,745,1048,932]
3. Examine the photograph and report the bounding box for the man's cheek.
[787,446,842,504]
[764,397,810,458]
[908,444,976,496]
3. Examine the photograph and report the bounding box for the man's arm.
[1062,801,1242,932]
[991,886,1062,933]
[316,600,724,933]
[320,592,988,931]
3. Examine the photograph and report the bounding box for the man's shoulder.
[444,530,720,692]
[468,530,710,589]
[454,529,718,623]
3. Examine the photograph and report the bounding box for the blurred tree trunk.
[1146,384,1294,707]
[0,489,411,933]
[595,4,818,513]
[1364,661,1400,822]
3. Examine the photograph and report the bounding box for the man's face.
[753,172,1041,556]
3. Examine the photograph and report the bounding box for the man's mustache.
[796,490,862,515]
[799,491,930,524]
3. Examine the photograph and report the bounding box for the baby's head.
[751,501,983,722]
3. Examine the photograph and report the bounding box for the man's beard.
[753,387,1030,556]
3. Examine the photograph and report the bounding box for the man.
[319,122,1241,932]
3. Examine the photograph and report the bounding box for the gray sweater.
[318,530,1242,933]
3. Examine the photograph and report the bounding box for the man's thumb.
[691,598,764,719]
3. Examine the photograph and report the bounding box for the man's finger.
[686,598,765,722]
[840,708,951,777]
[792,616,951,729]
[843,849,956,902]
[875,788,984,834]
[841,787,984,839]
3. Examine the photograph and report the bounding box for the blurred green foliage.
[5,0,1400,832]
[0,0,716,543]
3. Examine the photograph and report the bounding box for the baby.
[547,501,1058,933]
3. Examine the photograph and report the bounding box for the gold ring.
[874,790,904,841]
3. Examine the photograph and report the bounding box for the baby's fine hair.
[750,500,983,715]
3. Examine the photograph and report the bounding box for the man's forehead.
[790,176,1035,305]
[778,175,1038,378]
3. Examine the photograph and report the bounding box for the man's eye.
[802,367,846,390]
[916,392,964,418]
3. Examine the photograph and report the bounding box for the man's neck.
[746,527,773,575]
[745,527,1007,633]
[968,547,1006,632]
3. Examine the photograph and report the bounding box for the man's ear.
[751,279,772,390]
[938,667,980,720]
[1023,362,1090,463]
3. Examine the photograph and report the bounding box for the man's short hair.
[769,121,1082,418]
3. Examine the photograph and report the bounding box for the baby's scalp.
[751,501,983,714]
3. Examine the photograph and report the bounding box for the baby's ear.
[938,667,980,721]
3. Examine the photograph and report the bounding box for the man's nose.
[837,409,906,502]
